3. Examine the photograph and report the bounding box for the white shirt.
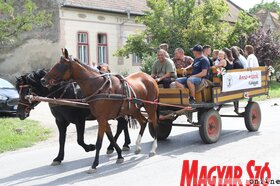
[238,54,248,69]
[247,54,259,68]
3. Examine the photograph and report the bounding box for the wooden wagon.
[149,67,269,143]
[26,67,268,144]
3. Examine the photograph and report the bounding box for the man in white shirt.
[245,45,259,68]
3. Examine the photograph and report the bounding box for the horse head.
[16,69,48,120]
[41,48,73,87]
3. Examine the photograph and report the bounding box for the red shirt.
[173,56,193,69]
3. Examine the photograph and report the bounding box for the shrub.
[140,53,157,74]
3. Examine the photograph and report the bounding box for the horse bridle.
[18,85,39,113]
[18,81,77,113]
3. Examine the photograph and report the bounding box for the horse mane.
[15,76,26,91]
[72,58,100,73]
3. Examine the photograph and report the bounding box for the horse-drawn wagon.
[18,48,269,172]
[149,67,268,144]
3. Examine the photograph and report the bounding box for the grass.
[0,118,51,153]
[253,81,280,101]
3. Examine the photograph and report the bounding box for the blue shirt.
[191,56,210,76]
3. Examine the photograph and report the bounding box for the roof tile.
[63,0,241,22]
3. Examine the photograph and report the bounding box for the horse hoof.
[134,149,141,155]
[87,144,96,152]
[122,146,130,151]
[106,149,114,155]
[149,152,156,157]
[51,161,61,166]
[116,158,124,164]
[87,167,97,174]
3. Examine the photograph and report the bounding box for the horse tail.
[128,116,138,129]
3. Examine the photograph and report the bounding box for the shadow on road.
[0,129,260,185]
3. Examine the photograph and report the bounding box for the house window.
[132,53,141,66]
[78,32,89,64]
[97,33,108,64]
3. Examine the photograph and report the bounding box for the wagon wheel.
[199,109,222,144]
[244,102,261,131]
[149,119,172,141]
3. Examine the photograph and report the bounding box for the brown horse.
[41,49,159,173]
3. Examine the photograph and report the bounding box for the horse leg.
[52,118,69,166]
[133,111,148,155]
[122,118,131,151]
[145,105,158,157]
[106,118,123,154]
[105,122,124,163]
[75,120,96,152]
[88,119,106,174]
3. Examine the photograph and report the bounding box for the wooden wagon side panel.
[195,87,212,103]
[212,67,269,104]
[159,88,189,105]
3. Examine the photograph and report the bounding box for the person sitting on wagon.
[214,50,226,67]
[230,47,244,69]
[203,45,213,66]
[159,43,170,58]
[211,49,219,66]
[151,49,177,88]
[97,63,111,73]
[233,46,248,68]
[172,48,194,76]
[245,45,259,68]
[175,44,210,104]
[214,49,233,70]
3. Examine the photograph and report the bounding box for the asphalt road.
[0,99,280,186]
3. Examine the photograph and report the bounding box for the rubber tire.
[149,120,172,141]
[199,109,222,144]
[244,102,261,131]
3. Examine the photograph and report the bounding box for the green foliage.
[115,0,259,58]
[249,1,280,14]
[183,0,230,49]
[227,11,259,48]
[114,32,151,59]
[0,0,52,43]
[140,53,157,74]
[253,81,280,101]
[0,118,50,153]
[139,0,196,54]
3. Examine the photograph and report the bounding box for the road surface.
[0,99,280,186]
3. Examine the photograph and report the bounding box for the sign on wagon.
[222,70,262,92]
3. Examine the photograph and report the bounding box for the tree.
[182,0,230,49]
[249,1,280,14]
[140,53,157,74]
[247,28,280,66]
[114,32,152,59]
[227,11,259,48]
[0,0,52,44]
[115,0,258,59]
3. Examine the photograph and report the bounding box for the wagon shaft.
[25,95,89,108]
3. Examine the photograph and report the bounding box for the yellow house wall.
[60,7,146,74]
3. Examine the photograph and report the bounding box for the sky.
[231,0,280,11]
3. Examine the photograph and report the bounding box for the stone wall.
[0,0,62,83]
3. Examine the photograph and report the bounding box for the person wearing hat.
[175,44,210,104]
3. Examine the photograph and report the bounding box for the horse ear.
[64,48,69,59]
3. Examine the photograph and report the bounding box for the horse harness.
[79,73,140,113]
